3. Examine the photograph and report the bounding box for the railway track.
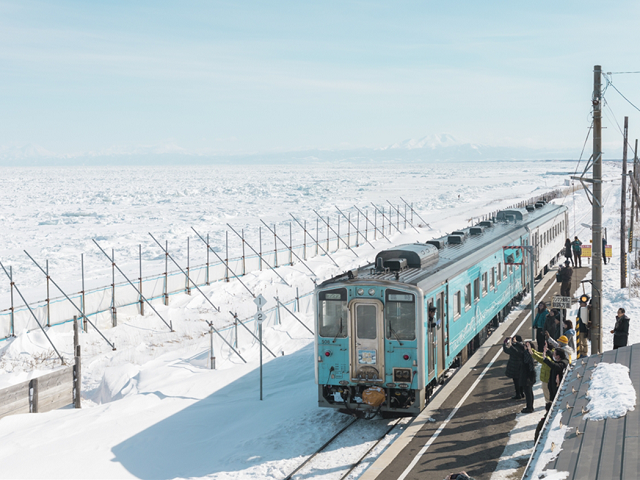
[285,416,406,480]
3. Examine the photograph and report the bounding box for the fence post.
[9,266,15,336]
[374,209,377,240]
[356,211,360,246]
[46,259,50,327]
[225,231,229,282]
[337,214,341,252]
[81,254,87,331]
[111,249,117,327]
[242,229,246,276]
[397,205,400,231]
[347,212,351,248]
[206,233,210,286]
[139,245,144,315]
[259,226,263,271]
[275,296,281,325]
[365,210,368,243]
[326,216,330,252]
[296,287,300,313]
[30,377,39,413]
[164,240,169,305]
[210,324,215,370]
[411,202,414,224]
[303,220,307,260]
[234,315,238,347]
[273,224,278,268]
[289,222,293,266]
[404,204,407,229]
[316,217,319,256]
[186,237,191,295]
[74,316,81,408]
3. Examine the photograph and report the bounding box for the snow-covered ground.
[0,160,636,479]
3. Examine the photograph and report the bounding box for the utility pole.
[621,117,629,288]
[635,139,639,223]
[591,65,603,355]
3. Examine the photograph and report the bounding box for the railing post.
[274,224,278,268]
[404,203,407,229]
[347,212,351,247]
[46,259,50,327]
[316,217,319,256]
[241,229,246,276]
[9,266,14,337]
[303,220,307,260]
[186,236,191,295]
[81,254,87,331]
[164,240,169,305]
[74,316,81,408]
[225,231,229,282]
[326,216,330,252]
[337,214,341,251]
[111,249,117,327]
[289,222,293,266]
[30,377,39,413]
[275,296,281,326]
[139,245,144,315]
[206,233,210,286]
[374,209,377,240]
[296,287,300,313]
[259,226,263,271]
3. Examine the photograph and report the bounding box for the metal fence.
[0,191,563,342]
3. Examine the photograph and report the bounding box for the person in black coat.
[503,335,525,399]
[602,237,608,265]
[611,308,630,349]
[544,308,561,341]
[564,238,573,266]
[542,347,569,401]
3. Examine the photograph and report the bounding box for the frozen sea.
[0,159,636,479]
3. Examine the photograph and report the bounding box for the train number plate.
[358,350,376,365]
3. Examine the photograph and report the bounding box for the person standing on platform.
[562,319,576,351]
[544,308,561,341]
[572,236,583,268]
[542,347,569,401]
[602,237,608,265]
[611,308,630,349]
[564,238,573,266]
[576,298,590,358]
[559,260,573,298]
[528,343,552,405]
[503,335,525,400]
[533,302,549,351]
[546,333,574,363]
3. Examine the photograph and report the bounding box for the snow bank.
[585,362,636,421]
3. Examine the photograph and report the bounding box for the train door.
[436,292,446,375]
[350,299,385,382]
[427,299,436,380]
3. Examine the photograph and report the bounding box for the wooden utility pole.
[621,116,629,288]
[591,65,603,355]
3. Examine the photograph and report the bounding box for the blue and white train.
[314,202,568,416]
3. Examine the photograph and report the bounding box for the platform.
[361,266,591,480]
[522,342,640,479]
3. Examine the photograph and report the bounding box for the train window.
[490,267,495,288]
[385,289,416,340]
[465,284,471,309]
[473,278,480,301]
[497,263,502,283]
[356,304,377,340]
[318,288,348,338]
[453,291,461,318]
[482,273,488,295]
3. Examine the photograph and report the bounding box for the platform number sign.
[255,310,265,325]
[254,294,267,310]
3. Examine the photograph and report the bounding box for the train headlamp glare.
[357,288,364,296]
[368,288,375,296]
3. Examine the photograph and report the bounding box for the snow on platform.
[523,343,640,480]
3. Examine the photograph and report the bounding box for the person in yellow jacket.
[529,345,552,405]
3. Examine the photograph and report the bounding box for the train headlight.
[393,368,412,383]
[368,288,376,296]
[357,288,364,296]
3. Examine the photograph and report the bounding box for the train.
[314,201,569,417]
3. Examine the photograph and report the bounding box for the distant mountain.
[0,135,581,166]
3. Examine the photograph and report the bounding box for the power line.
[606,71,640,75]
[603,74,640,114]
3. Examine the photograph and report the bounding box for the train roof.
[318,202,568,291]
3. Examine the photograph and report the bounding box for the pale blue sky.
[1,0,640,158]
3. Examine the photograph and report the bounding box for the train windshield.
[318,288,348,338]
[385,290,416,340]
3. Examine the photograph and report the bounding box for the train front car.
[315,245,433,418]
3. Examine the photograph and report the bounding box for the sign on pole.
[254,310,265,325]
[254,294,267,310]
[551,295,571,309]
